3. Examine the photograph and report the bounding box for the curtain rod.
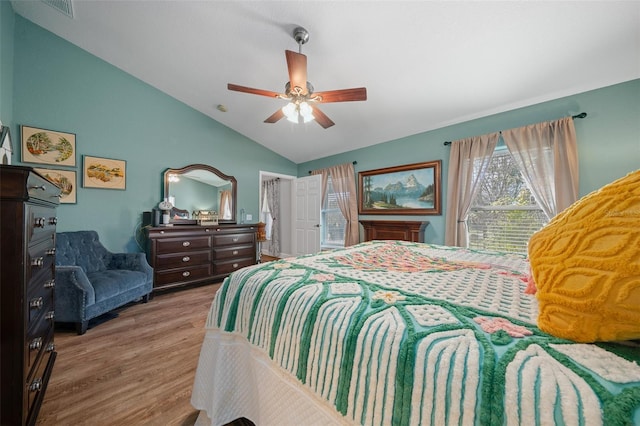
[443,112,587,146]
[308,160,357,174]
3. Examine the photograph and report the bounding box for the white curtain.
[502,116,579,219]
[311,163,359,247]
[262,179,281,256]
[326,163,359,246]
[445,132,499,247]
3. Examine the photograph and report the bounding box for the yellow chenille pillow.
[528,170,640,343]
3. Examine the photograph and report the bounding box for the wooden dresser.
[1,165,60,426]
[146,224,257,291]
[360,220,429,243]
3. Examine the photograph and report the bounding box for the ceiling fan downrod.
[293,26,309,53]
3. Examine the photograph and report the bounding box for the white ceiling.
[10,1,640,164]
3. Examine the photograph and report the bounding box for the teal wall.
[11,15,297,252]
[0,1,15,128]
[299,79,640,245]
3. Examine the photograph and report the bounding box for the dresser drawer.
[156,250,211,270]
[27,284,54,331]
[26,204,57,245]
[25,321,54,377]
[155,264,213,286]
[213,245,255,260]
[214,257,255,276]
[212,232,254,246]
[155,235,211,254]
[26,238,56,293]
[25,349,56,426]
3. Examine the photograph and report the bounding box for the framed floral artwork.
[358,160,442,215]
[21,125,76,167]
[83,155,126,190]
[34,168,77,204]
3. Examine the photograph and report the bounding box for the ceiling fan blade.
[264,109,285,124]
[285,50,308,95]
[311,106,335,129]
[227,83,281,98]
[313,87,367,103]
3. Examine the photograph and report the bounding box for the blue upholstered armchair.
[55,231,153,334]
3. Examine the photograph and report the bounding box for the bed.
[190,239,640,425]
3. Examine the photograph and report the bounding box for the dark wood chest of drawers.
[1,165,61,426]
[146,224,257,291]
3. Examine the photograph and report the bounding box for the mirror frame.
[163,164,237,224]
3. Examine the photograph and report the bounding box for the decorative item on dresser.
[1,165,61,425]
[360,220,429,243]
[145,224,257,291]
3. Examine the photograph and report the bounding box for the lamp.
[282,101,314,124]
[158,199,173,226]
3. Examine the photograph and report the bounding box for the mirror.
[163,164,237,224]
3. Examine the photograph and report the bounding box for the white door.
[292,174,322,256]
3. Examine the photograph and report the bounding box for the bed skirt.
[191,328,356,426]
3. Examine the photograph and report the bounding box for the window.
[321,176,347,249]
[467,146,547,254]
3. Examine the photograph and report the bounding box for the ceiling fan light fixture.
[299,102,314,123]
[282,102,298,123]
[282,101,315,124]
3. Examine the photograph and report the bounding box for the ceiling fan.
[227,26,367,129]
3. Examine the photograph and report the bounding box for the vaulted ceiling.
[10,1,640,163]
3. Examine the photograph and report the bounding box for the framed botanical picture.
[34,168,77,204]
[83,155,126,190]
[21,125,76,166]
[358,160,442,215]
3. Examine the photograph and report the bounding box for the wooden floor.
[37,283,222,426]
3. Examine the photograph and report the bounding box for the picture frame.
[83,155,126,190]
[1,125,12,165]
[21,125,76,167]
[358,160,441,215]
[34,168,77,204]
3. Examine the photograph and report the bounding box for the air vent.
[41,0,74,18]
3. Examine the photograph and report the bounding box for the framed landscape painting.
[358,160,441,215]
[83,155,126,190]
[21,125,76,166]
[34,168,77,204]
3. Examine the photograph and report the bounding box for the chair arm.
[108,252,153,282]
[55,265,96,322]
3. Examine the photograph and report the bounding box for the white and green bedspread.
[192,241,640,425]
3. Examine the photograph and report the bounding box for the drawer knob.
[29,378,42,392]
[46,342,56,352]
[182,241,191,247]
[49,217,58,225]
[30,185,46,191]
[45,311,55,321]
[233,263,239,268]
[232,237,239,242]
[30,297,43,309]
[44,279,55,289]
[30,337,43,351]
[182,271,191,277]
[34,217,46,228]
[232,250,238,255]
[46,248,56,256]
[182,256,190,262]
[31,257,44,267]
